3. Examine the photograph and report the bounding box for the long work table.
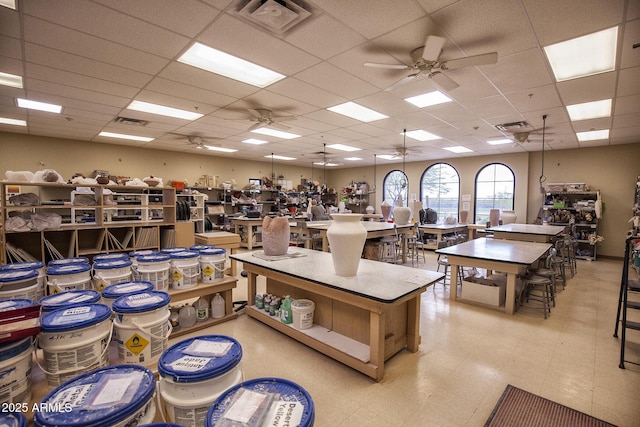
[418,223,468,249]
[232,248,444,381]
[487,223,565,243]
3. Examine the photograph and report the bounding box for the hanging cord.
[539,114,548,193]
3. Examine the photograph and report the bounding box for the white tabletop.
[487,223,565,236]
[418,223,468,230]
[435,237,551,265]
[306,221,413,232]
[231,248,443,303]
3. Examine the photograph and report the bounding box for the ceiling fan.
[168,133,220,149]
[364,35,498,91]
[237,108,296,131]
[511,130,553,146]
[381,144,421,160]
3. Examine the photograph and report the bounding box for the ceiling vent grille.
[114,116,149,126]
[237,0,312,34]
[495,120,530,132]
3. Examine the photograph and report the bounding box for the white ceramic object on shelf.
[326,214,367,276]
[393,207,411,225]
[501,210,517,224]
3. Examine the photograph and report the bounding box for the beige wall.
[1,131,638,257]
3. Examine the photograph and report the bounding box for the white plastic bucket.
[92,259,133,291]
[0,412,27,426]
[135,254,171,292]
[291,299,315,330]
[190,244,215,252]
[46,263,93,295]
[112,291,171,366]
[38,289,101,313]
[199,248,226,283]
[0,336,33,405]
[0,261,45,300]
[170,251,200,290]
[93,253,129,263]
[101,280,154,309]
[158,335,243,427]
[0,270,39,302]
[34,364,156,427]
[47,257,89,267]
[129,249,158,270]
[38,304,112,387]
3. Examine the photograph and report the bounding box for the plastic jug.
[280,295,293,324]
[195,297,209,322]
[211,293,225,319]
[178,304,196,328]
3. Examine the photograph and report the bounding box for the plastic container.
[93,253,130,263]
[39,289,101,313]
[205,377,315,427]
[190,244,215,251]
[280,295,293,324]
[92,259,133,291]
[199,248,226,283]
[291,299,315,330]
[211,293,225,319]
[160,247,188,256]
[0,269,39,302]
[158,335,244,427]
[101,281,154,309]
[34,364,156,427]
[134,254,171,292]
[47,257,89,267]
[0,412,27,427]
[194,297,209,321]
[169,251,200,290]
[112,291,171,365]
[0,261,45,300]
[39,304,112,387]
[0,337,34,405]
[46,263,93,294]
[129,249,158,269]
[179,305,196,329]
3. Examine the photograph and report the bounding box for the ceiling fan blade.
[269,122,292,131]
[248,108,268,119]
[429,71,459,91]
[364,62,411,70]
[442,51,498,70]
[385,72,420,91]
[422,35,446,62]
[247,122,265,131]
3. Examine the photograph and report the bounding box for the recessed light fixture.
[178,42,285,88]
[576,129,609,142]
[98,131,154,142]
[265,154,296,161]
[487,138,513,145]
[127,100,203,121]
[206,146,237,153]
[17,98,62,114]
[313,161,339,166]
[544,26,618,82]
[0,71,23,88]
[242,138,269,145]
[344,157,362,161]
[327,102,388,122]
[443,146,472,153]
[326,143,360,152]
[566,99,612,121]
[251,127,300,139]
[0,117,26,126]
[404,90,452,108]
[404,130,441,141]
[0,0,16,10]
[377,154,399,160]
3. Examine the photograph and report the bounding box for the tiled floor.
[182,249,640,426]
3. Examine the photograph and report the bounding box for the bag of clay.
[261,216,290,256]
[9,193,40,206]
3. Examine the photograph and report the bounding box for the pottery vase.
[261,216,290,256]
[459,210,469,224]
[393,207,411,225]
[365,205,375,214]
[489,209,500,227]
[501,210,517,224]
[380,204,392,221]
[326,214,367,276]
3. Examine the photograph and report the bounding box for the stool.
[518,273,554,319]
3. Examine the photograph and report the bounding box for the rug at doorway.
[485,384,616,427]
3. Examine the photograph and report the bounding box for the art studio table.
[487,223,565,243]
[418,223,469,249]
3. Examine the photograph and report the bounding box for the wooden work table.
[487,223,565,243]
[232,248,443,381]
[418,223,468,249]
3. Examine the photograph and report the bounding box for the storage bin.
[461,278,505,307]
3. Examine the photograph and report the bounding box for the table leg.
[406,295,421,351]
[369,310,385,381]
[450,264,460,302]
[321,231,329,252]
[229,248,237,276]
[505,273,516,314]
[247,271,257,305]
[247,225,254,251]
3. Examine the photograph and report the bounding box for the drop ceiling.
[0,0,638,168]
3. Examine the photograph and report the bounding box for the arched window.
[420,163,460,221]
[474,163,515,224]
[383,170,408,207]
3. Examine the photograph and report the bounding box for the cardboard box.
[461,278,505,306]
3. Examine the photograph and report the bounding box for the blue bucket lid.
[0,298,35,312]
[129,249,158,258]
[93,258,133,269]
[39,290,101,312]
[102,281,154,299]
[190,244,215,251]
[158,335,243,382]
[206,377,315,427]
[0,412,27,427]
[160,247,187,254]
[41,304,111,332]
[93,253,129,262]
[46,263,92,275]
[0,269,38,282]
[47,257,89,267]
[0,261,44,272]
[0,337,32,363]
[199,248,226,256]
[138,424,183,427]
[34,364,155,427]
[137,254,170,263]
[169,250,199,260]
[112,291,170,313]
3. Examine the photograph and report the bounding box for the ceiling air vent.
[237,0,312,34]
[114,116,149,126]
[494,121,530,132]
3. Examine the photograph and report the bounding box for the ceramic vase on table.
[459,210,469,224]
[393,207,411,225]
[380,204,392,221]
[501,210,517,224]
[326,214,367,276]
[261,216,290,256]
[489,209,500,227]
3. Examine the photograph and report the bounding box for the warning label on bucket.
[203,265,214,277]
[125,334,149,356]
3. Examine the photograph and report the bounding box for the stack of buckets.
[0,261,45,301]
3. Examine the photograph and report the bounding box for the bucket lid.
[169,250,199,259]
[137,424,183,427]
[199,248,226,256]
[158,335,243,382]
[160,247,187,254]
[0,412,27,427]
[0,298,35,312]
[292,299,315,309]
[129,249,158,258]
[46,263,92,275]
[47,257,89,266]
[0,337,32,363]
[137,253,170,263]
[93,253,129,262]
[102,281,154,299]
[39,290,101,311]
[112,291,170,313]
[34,364,155,427]
[93,258,133,269]
[190,244,215,251]
[0,269,38,282]
[41,304,112,332]
[0,261,44,272]
[206,377,315,427]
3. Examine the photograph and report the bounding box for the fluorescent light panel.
[327,102,388,122]
[487,138,512,145]
[242,138,269,145]
[444,146,472,153]
[0,71,23,88]
[127,100,203,121]
[0,117,26,126]
[206,146,237,153]
[404,90,452,108]
[99,131,154,142]
[0,0,16,10]
[566,99,612,121]
[17,98,62,113]
[251,127,300,139]
[344,157,362,161]
[576,129,609,142]
[326,143,360,152]
[404,129,440,141]
[265,154,296,161]
[544,26,618,82]
[179,42,285,88]
[313,162,339,166]
[377,154,399,160]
